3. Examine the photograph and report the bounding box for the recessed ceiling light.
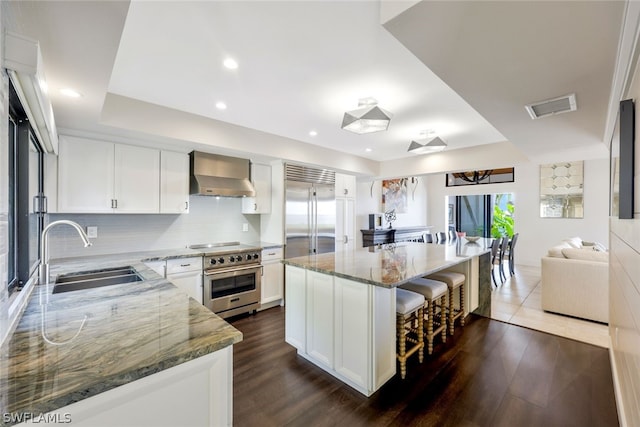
[309,130,318,137]
[223,58,238,70]
[59,88,82,98]
[215,102,227,110]
[365,148,372,152]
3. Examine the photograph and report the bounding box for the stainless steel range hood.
[189,151,256,197]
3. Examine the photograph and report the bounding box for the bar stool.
[400,278,448,355]
[395,288,425,379]
[427,271,465,335]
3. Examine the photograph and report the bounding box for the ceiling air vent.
[525,93,577,119]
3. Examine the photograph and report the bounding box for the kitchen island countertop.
[282,240,492,288]
[0,248,242,425]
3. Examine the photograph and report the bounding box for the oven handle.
[204,264,263,276]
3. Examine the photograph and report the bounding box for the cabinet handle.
[267,252,276,256]
[253,203,257,211]
[344,188,348,195]
[344,235,348,244]
[111,199,118,209]
[185,201,189,211]
[180,264,191,267]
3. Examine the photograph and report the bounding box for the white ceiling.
[4,1,626,167]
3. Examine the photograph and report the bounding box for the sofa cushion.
[563,237,583,248]
[548,242,572,257]
[561,248,609,262]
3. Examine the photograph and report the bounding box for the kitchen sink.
[53,266,143,294]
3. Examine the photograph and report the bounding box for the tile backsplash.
[47,196,261,259]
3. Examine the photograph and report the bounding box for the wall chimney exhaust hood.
[189,151,256,197]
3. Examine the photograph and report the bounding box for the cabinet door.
[306,270,334,369]
[58,135,115,213]
[114,144,160,213]
[242,163,272,214]
[261,249,284,304]
[167,271,203,304]
[335,173,356,198]
[335,197,355,251]
[144,261,166,278]
[334,277,370,389]
[160,151,189,214]
[285,265,306,351]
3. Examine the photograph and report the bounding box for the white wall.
[425,158,609,266]
[46,196,261,259]
[355,177,428,247]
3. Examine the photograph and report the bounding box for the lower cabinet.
[145,257,203,305]
[284,265,395,396]
[260,247,284,309]
[166,257,203,305]
[31,347,233,427]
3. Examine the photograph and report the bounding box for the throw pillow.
[563,237,583,248]
[548,242,572,257]
[561,248,608,262]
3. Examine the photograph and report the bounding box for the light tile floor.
[490,264,610,348]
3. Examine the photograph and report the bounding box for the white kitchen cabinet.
[57,135,160,213]
[335,172,356,198]
[335,173,356,252]
[284,265,306,352]
[160,150,189,214]
[113,144,160,213]
[58,135,115,213]
[335,197,355,251]
[242,163,272,214]
[145,260,167,278]
[25,347,233,427]
[260,247,284,309]
[166,257,203,304]
[284,265,395,396]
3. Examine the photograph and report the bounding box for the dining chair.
[424,233,434,243]
[498,237,509,282]
[490,238,500,287]
[436,231,447,243]
[507,233,519,276]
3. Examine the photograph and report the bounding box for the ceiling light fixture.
[341,97,392,134]
[309,130,318,137]
[407,130,447,154]
[215,101,227,110]
[223,58,238,70]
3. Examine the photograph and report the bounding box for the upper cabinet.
[113,144,160,213]
[335,173,356,198]
[160,151,189,214]
[57,136,188,214]
[242,163,272,214]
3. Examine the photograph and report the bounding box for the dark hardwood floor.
[229,307,618,427]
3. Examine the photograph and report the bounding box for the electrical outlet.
[242,223,249,232]
[86,226,98,238]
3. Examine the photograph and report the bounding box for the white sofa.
[541,237,609,324]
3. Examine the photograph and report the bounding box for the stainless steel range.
[190,242,262,319]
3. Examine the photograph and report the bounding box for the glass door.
[455,195,492,237]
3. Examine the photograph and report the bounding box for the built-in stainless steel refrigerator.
[285,164,336,259]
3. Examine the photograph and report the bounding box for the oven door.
[203,264,262,314]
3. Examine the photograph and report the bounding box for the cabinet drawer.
[166,257,202,274]
[261,247,283,262]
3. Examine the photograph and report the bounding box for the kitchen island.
[0,250,242,427]
[282,240,492,396]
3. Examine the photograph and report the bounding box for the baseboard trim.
[609,336,628,427]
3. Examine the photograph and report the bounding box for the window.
[7,79,45,294]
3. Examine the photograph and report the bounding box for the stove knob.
[246,254,252,261]
[229,256,235,262]
[253,254,259,260]
[209,259,217,265]
[218,257,225,264]
[236,255,243,262]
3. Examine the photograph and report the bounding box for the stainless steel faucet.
[39,220,92,284]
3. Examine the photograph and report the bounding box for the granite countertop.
[282,240,492,288]
[0,248,243,424]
